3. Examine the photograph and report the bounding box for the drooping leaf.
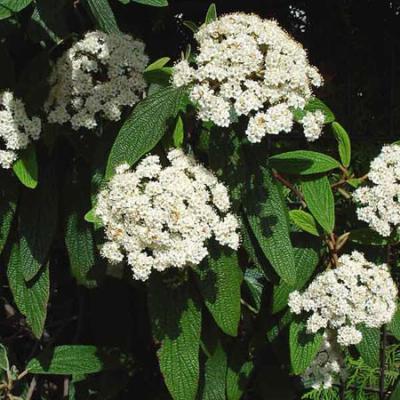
[106,86,187,179]
[289,210,319,236]
[331,122,351,167]
[0,0,32,20]
[195,246,242,337]
[12,143,38,189]
[269,151,340,175]
[198,326,227,400]
[132,0,168,7]
[388,306,400,340]
[205,3,217,24]
[27,346,112,375]
[84,0,120,33]
[0,344,9,371]
[19,166,57,281]
[148,277,201,400]
[244,166,296,286]
[356,325,380,367]
[7,243,49,338]
[302,175,335,233]
[65,181,98,288]
[0,175,18,255]
[289,318,323,375]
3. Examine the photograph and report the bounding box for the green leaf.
[302,175,335,233]
[388,306,400,340]
[289,210,319,236]
[12,144,38,189]
[0,0,32,20]
[173,115,184,148]
[356,326,380,367]
[205,3,217,24]
[226,345,253,400]
[132,0,168,6]
[183,20,198,33]
[84,208,102,225]
[65,185,97,288]
[243,268,264,312]
[272,246,319,314]
[289,318,323,375]
[198,328,227,400]
[145,57,170,72]
[270,151,340,175]
[148,277,201,400]
[244,166,296,286]
[195,246,242,336]
[0,344,9,371]
[331,122,351,167]
[106,86,187,179]
[84,0,120,33]
[19,167,58,281]
[305,98,335,124]
[389,378,400,400]
[27,346,107,375]
[7,243,49,338]
[0,176,18,255]
[348,228,388,246]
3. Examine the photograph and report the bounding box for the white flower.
[288,251,397,346]
[302,332,344,389]
[46,31,148,131]
[172,13,324,142]
[300,110,325,141]
[0,91,41,169]
[95,149,240,281]
[354,144,400,237]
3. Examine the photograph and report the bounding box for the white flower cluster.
[0,91,41,169]
[288,251,397,346]
[172,13,324,143]
[302,332,344,389]
[95,149,240,281]
[354,144,400,237]
[46,31,148,130]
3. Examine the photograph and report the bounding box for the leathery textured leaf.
[289,317,323,374]
[19,167,57,281]
[356,325,380,367]
[84,0,120,33]
[302,175,335,233]
[106,86,187,179]
[269,150,340,175]
[7,243,49,338]
[388,305,400,340]
[331,122,351,167]
[244,166,296,285]
[148,276,201,400]
[0,0,32,20]
[12,143,38,189]
[195,246,242,336]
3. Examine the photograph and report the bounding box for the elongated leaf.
[388,306,400,340]
[173,115,184,148]
[106,86,187,179]
[65,185,97,288]
[148,277,201,400]
[356,326,380,367]
[272,246,319,314]
[195,246,242,337]
[205,3,217,24]
[243,268,264,312]
[289,318,323,375]
[27,346,107,374]
[145,57,170,72]
[84,0,120,33]
[12,144,38,189]
[244,166,296,285]
[7,244,49,338]
[0,175,18,255]
[0,0,32,20]
[0,344,8,371]
[332,122,351,167]
[269,151,340,175]
[302,175,335,233]
[132,0,168,7]
[289,210,319,236]
[305,98,335,124]
[19,167,57,281]
[348,228,388,246]
[199,328,227,400]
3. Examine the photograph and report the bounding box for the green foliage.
[12,143,38,189]
[106,86,187,179]
[389,306,400,340]
[0,344,9,372]
[0,0,32,20]
[356,326,380,367]
[289,210,320,236]
[205,3,217,24]
[84,0,120,33]
[332,122,351,167]
[0,175,18,255]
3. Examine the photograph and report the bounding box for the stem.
[272,170,306,207]
[25,377,37,400]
